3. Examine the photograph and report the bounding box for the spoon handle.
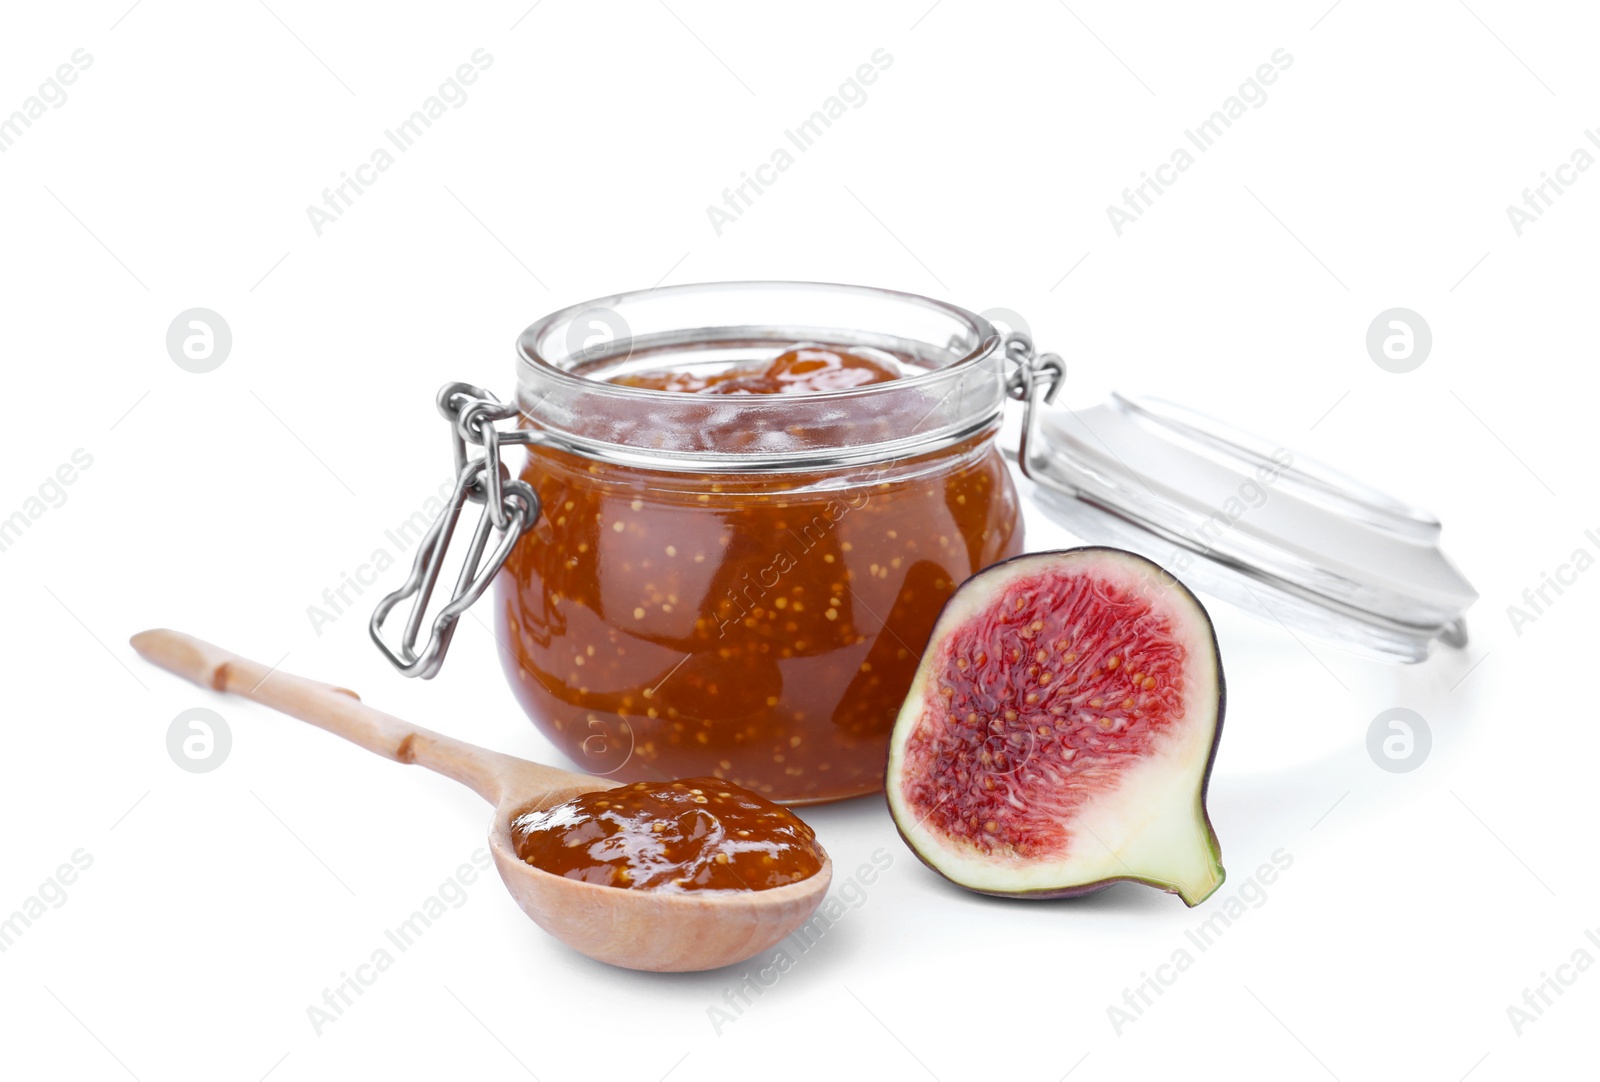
[130,628,561,805]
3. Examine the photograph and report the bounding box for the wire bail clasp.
[370,383,541,679]
[1000,331,1066,479]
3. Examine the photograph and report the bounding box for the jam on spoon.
[512,778,827,892]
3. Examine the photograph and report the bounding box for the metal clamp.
[1000,331,1066,479]
[370,383,541,679]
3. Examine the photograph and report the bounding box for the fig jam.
[512,778,825,891]
[495,344,1023,802]
[612,343,902,395]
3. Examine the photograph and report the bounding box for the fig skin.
[883,547,1227,906]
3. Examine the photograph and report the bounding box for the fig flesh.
[885,548,1225,905]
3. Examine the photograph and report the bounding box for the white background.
[1,1,1594,1079]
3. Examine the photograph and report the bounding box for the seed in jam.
[512,778,826,892]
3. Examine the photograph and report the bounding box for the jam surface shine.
[495,344,1023,802]
[613,344,901,395]
[512,778,825,891]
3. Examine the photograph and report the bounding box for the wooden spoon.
[130,629,832,972]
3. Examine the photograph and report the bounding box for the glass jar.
[370,281,1477,805]
[497,282,1029,803]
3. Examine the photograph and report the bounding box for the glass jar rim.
[516,280,1001,398]
[511,281,1010,473]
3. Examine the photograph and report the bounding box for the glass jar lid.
[1018,392,1477,663]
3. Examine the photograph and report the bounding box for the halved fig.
[885,548,1225,905]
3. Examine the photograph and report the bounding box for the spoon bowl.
[132,629,832,972]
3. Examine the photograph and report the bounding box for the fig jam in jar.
[494,283,1024,803]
